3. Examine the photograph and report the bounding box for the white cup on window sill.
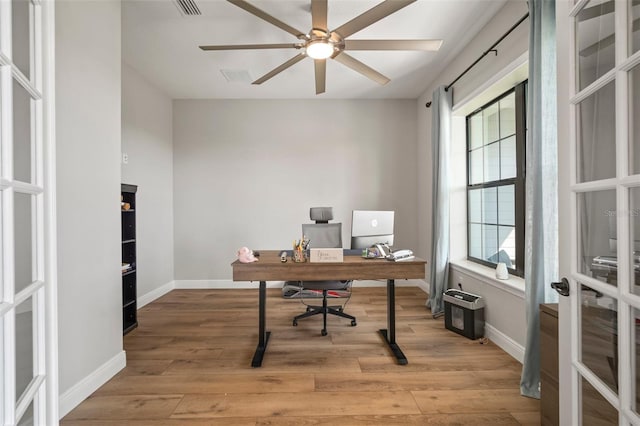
[495,262,509,280]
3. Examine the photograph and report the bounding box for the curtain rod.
[425,12,529,108]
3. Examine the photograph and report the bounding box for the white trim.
[137,280,175,308]
[449,260,526,299]
[484,322,525,363]
[452,51,529,114]
[58,351,126,420]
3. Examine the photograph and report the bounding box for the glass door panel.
[632,65,640,176]
[14,191,33,295]
[13,80,32,184]
[631,1,640,56]
[582,376,618,424]
[577,81,616,183]
[576,0,616,91]
[577,190,617,283]
[11,0,30,79]
[15,296,33,402]
[632,187,640,296]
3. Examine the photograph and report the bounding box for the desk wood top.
[232,250,426,282]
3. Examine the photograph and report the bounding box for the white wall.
[416,0,530,351]
[55,0,124,414]
[122,64,175,302]
[172,99,418,281]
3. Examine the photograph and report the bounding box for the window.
[466,81,526,276]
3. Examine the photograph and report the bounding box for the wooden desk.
[231,250,426,367]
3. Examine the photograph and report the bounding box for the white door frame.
[0,0,58,424]
[558,0,640,424]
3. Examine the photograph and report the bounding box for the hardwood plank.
[411,388,541,414]
[171,391,421,418]
[95,373,314,395]
[63,395,183,420]
[254,413,523,425]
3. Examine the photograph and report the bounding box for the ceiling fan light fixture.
[305,40,334,59]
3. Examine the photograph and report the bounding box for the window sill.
[449,259,526,299]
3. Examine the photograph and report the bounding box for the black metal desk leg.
[379,278,408,365]
[251,280,270,367]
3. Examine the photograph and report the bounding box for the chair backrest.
[302,223,343,249]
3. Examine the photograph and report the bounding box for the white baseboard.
[485,322,525,364]
[137,280,175,308]
[58,350,126,419]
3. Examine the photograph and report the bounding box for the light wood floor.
[61,287,540,425]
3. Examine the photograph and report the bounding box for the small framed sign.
[310,248,344,263]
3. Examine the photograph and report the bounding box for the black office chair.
[291,207,357,336]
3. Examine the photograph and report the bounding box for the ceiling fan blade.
[227,0,306,38]
[311,0,328,31]
[200,43,299,51]
[253,53,306,85]
[314,59,326,94]
[333,0,416,39]
[333,52,390,85]
[344,39,443,51]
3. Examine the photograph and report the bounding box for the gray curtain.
[428,86,453,315]
[521,0,558,399]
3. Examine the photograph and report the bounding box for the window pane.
[469,223,482,259]
[483,142,500,182]
[15,191,34,294]
[577,81,616,183]
[483,103,499,144]
[16,296,34,402]
[12,0,31,78]
[469,148,483,185]
[631,65,640,175]
[499,92,516,138]
[577,0,615,91]
[469,114,483,150]
[500,136,516,179]
[578,189,617,285]
[498,226,516,266]
[482,224,498,261]
[482,187,497,224]
[498,185,515,226]
[631,0,640,55]
[468,189,482,223]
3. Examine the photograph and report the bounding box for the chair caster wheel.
[321,329,327,336]
[306,307,312,312]
[293,320,298,326]
[338,307,344,312]
[351,320,357,326]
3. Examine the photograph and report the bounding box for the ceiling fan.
[199,0,443,94]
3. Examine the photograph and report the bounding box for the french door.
[0,0,57,424]
[558,0,640,424]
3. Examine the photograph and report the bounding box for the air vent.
[220,69,253,83]
[173,0,201,16]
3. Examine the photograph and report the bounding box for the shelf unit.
[121,184,138,335]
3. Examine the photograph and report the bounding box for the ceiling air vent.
[173,0,201,16]
[220,69,253,83]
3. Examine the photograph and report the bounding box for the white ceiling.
[122,0,508,99]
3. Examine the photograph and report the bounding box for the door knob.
[551,277,570,297]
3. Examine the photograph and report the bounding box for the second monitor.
[350,210,395,249]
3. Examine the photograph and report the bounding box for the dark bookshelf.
[121,184,138,335]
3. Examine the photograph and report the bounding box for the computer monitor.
[350,210,394,249]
